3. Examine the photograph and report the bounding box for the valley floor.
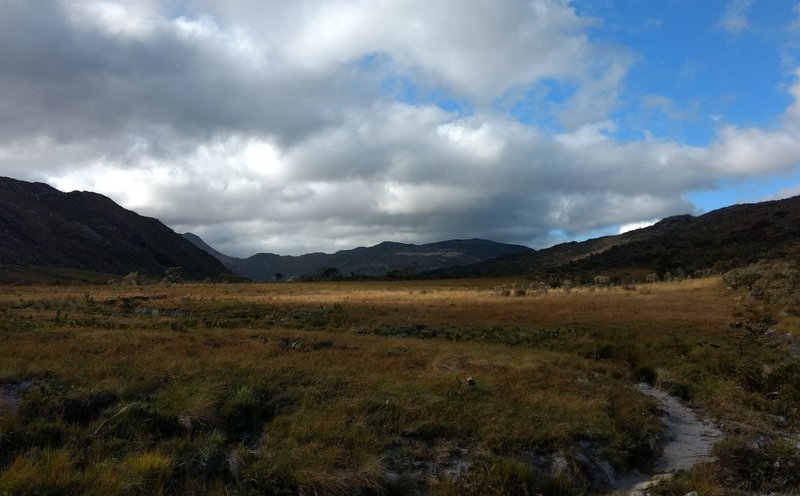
[1,277,798,495]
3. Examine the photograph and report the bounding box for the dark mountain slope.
[183,235,532,281]
[573,198,800,274]
[182,232,236,265]
[433,196,800,279]
[0,177,230,280]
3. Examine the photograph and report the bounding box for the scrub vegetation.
[0,276,798,495]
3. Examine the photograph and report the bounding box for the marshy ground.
[1,277,798,495]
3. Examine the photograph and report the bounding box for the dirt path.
[611,384,723,495]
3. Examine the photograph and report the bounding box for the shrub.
[723,260,800,304]
[664,380,693,401]
[714,436,800,492]
[632,365,657,385]
[594,342,618,360]
[765,360,800,421]
[220,385,275,439]
[721,266,762,290]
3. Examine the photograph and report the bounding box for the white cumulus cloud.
[0,0,799,256]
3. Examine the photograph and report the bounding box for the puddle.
[0,381,36,418]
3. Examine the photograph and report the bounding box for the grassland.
[1,277,798,495]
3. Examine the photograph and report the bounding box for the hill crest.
[182,235,532,281]
[0,176,230,281]
[431,195,800,280]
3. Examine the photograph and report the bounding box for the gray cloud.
[1,0,800,256]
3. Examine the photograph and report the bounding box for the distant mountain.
[182,232,236,265]
[182,235,532,281]
[432,195,800,280]
[0,177,230,280]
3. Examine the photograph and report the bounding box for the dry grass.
[0,277,797,494]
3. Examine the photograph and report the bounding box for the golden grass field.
[1,277,798,495]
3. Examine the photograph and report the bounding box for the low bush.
[632,365,657,385]
[765,360,800,422]
[714,436,800,492]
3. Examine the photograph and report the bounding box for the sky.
[2,0,800,256]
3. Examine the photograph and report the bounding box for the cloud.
[768,184,800,200]
[65,0,161,39]
[717,0,753,35]
[642,95,699,121]
[618,219,659,234]
[709,126,800,175]
[707,71,800,176]
[203,0,601,102]
[791,3,800,32]
[1,0,800,256]
[558,59,630,129]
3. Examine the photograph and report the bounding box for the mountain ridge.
[182,235,533,281]
[429,195,800,280]
[0,176,231,281]
[4,175,799,284]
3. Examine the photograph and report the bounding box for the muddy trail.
[611,384,723,495]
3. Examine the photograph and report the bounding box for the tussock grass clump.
[647,463,722,496]
[120,451,174,494]
[151,381,220,436]
[713,435,800,493]
[764,360,800,423]
[219,385,276,438]
[0,449,82,495]
[432,455,576,496]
